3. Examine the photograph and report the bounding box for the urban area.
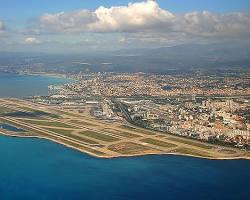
[29,71,250,150]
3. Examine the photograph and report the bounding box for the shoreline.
[20,72,69,79]
[1,132,249,161]
[0,71,66,79]
[3,71,75,82]
[23,72,78,83]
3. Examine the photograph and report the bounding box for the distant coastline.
[18,71,68,79]
[0,70,69,80]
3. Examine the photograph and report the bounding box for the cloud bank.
[0,21,5,30]
[34,0,250,40]
[0,21,6,36]
[1,1,250,52]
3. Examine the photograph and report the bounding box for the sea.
[0,72,250,200]
[0,72,69,98]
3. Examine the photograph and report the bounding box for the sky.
[0,0,249,53]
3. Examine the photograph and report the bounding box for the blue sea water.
[0,72,69,98]
[0,135,249,200]
[0,72,250,200]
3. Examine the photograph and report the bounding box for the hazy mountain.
[1,42,250,73]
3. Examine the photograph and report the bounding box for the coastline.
[1,132,249,161]
[18,72,77,82]
[19,72,68,79]
[0,71,66,79]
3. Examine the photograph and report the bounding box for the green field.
[21,119,76,129]
[120,125,155,135]
[69,120,98,127]
[0,106,14,114]
[218,149,236,154]
[141,138,177,148]
[79,131,119,142]
[175,147,212,157]
[16,107,60,118]
[44,128,99,145]
[18,107,41,112]
[54,110,81,118]
[104,129,140,138]
[168,137,213,149]
[108,142,153,154]
[43,127,73,135]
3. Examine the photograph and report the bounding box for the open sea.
[0,72,250,200]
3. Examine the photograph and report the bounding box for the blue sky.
[0,0,249,52]
[1,0,249,20]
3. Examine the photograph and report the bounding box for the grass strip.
[79,130,119,142]
[141,138,177,148]
[104,129,140,138]
[108,142,153,154]
[120,125,155,135]
[175,147,212,157]
[168,137,213,149]
[21,119,76,129]
[69,120,98,127]
[44,128,99,145]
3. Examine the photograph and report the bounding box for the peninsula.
[1,98,249,159]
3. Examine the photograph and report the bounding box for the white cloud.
[36,0,174,33]
[89,0,174,32]
[38,10,96,33]
[33,0,250,41]
[24,37,41,44]
[176,11,250,38]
